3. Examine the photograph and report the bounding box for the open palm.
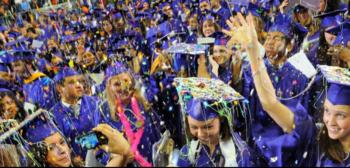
[222,13,259,50]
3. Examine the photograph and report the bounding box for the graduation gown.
[23,72,57,110]
[101,101,162,163]
[50,96,102,158]
[240,59,316,166]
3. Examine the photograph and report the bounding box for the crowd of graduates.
[0,0,350,167]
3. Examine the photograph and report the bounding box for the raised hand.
[222,13,258,51]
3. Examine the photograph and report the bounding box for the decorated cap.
[319,65,350,105]
[105,62,129,80]
[186,98,219,121]
[53,67,79,83]
[112,12,123,20]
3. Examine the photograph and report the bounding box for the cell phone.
[75,131,108,150]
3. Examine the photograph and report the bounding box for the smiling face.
[108,72,135,105]
[0,95,18,120]
[45,133,71,167]
[213,45,231,65]
[323,99,350,141]
[187,116,220,147]
[202,20,215,37]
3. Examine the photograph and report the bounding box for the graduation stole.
[24,72,47,84]
[115,96,152,167]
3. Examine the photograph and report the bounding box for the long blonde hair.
[106,72,151,121]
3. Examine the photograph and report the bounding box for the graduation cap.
[229,0,250,6]
[112,12,123,20]
[185,98,220,121]
[53,67,79,83]
[0,63,9,72]
[314,9,347,19]
[268,14,294,39]
[319,65,350,106]
[61,33,83,44]
[5,37,28,49]
[214,36,228,46]
[0,26,6,32]
[166,43,209,55]
[24,114,59,143]
[8,31,21,39]
[327,21,350,46]
[174,77,244,101]
[8,50,35,63]
[105,62,129,80]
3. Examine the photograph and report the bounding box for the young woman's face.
[202,20,215,37]
[82,52,96,67]
[45,133,71,167]
[323,100,350,141]
[108,73,134,104]
[0,95,18,120]
[213,45,231,65]
[187,116,221,146]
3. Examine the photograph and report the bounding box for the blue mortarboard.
[160,2,171,10]
[201,14,215,24]
[24,116,59,143]
[112,12,123,20]
[186,98,219,121]
[333,29,350,46]
[327,83,350,106]
[214,37,228,46]
[5,37,28,48]
[293,4,308,13]
[0,26,6,32]
[0,88,11,92]
[8,31,21,39]
[248,3,264,17]
[8,50,35,63]
[268,14,293,39]
[105,62,129,80]
[320,16,342,30]
[327,22,350,46]
[319,65,350,105]
[53,67,79,83]
[0,63,9,72]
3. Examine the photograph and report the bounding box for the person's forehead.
[65,75,83,81]
[325,99,350,112]
[267,31,284,37]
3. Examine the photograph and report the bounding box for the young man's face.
[58,75,85,100]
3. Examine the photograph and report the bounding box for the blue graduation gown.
[23,73,57,110]
[240,59,316,166]
[177,136,255,167]
[50,96,102,158]
[101,101,162,163]
[318,154,350,167]
[212,7,231,29]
